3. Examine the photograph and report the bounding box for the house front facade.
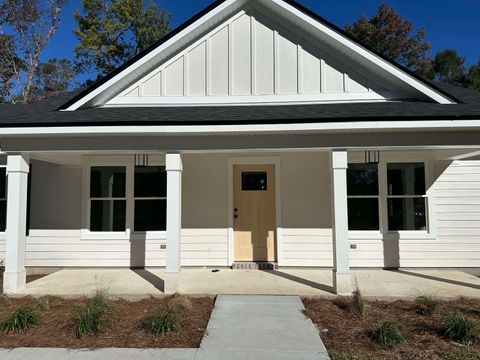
[1,0,480,295]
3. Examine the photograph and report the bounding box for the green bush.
[442,312,478,345]
[0,306,41,333]
[415,295,439,316]
[74,290,113,339]
[373,321,405,348]
[142,310,179,336]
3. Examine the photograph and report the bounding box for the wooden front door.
[233,164,276,262]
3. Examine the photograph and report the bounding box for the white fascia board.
[268,0,455,105]
[105,93,389,107]
[62,0,241,111]
[0,120,479,137]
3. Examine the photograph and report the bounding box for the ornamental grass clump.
[352,287,365,317]
[142,310,180,336]
[74,290,113,339]
[442,312,478,345]
[415,295,439,316]
[373,321,405,348]
[38,295,54,310]
[0,306,41,333]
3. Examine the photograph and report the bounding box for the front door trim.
[227,156,282,266]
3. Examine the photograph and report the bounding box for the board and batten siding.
[399,160,480,267]
[112,9,380,102]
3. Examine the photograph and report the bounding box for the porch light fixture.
[134,154,150,167]
[364,150,380,164]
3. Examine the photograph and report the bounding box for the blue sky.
[43,0,480,83]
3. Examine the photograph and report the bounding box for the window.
[0,168,6,231]
[347,164,379,230]
[134,166,167,231]
[89,166,126,232]
[242,172,267,191]
[387,163,427,231]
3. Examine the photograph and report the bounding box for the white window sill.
[387,231,436,240]
[0,232,5,241]
[348,231,383,240]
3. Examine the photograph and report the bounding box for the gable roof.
[0,82,478,128]
[59,0,457,111]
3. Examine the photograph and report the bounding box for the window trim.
[347,156,436,239]
[81,155,166,241]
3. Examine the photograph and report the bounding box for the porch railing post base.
[332,270,352,296]
[164,273,180,294]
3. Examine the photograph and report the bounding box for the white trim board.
[1,120,480,137]
[227,156,283,266]
[61,0,455,111]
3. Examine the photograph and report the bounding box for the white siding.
[2,155,480,270]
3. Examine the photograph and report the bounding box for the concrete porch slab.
[18,268,480,299]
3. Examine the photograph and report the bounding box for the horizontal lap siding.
[400,160,480,267]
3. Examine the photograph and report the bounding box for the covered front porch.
[2,140,480,296]
[18,267,480,299]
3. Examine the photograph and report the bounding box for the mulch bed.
[303,297,480,360]
[0,295,214,349]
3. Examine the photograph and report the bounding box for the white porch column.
[165,153,182,292]
[3,153,30,294]
[330,150,352,295]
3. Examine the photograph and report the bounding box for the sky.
[42,0,480,83]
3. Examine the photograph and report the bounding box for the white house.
[1,0,480,295]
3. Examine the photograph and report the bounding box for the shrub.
[415,295,439,316]
[38,295,53,310]
[352,287,365,317]
[74,290,113,339]
[142,310,179,336]
[167,293,192,312]
[442,312,478,345]
[373,321,405,348]
[0,306,40,333]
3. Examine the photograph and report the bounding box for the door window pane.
[387,163,425,195]
[90,200,126,232]
[242,172,267,191]
[134,200,166,231]
[347,164,378,196]
[0,168,5,231]
[0,200,6,232]
[0,168,5,199]
[388,197,426,231]
[348,198,379,230]
[134,166,166,197]
[90,167,126,198]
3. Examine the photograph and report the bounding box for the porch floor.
[16,268,480,299]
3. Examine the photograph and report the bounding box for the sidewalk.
[0,295,330,360]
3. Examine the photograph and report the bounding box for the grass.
[167,293,193,312]
[74,290,113,339]
[352,287,365,317]
[0,306,41,333]
[415,295,439,316]
[142,310,180,336]
[37,295,53,310]
[373,321,405,348]
[442,312,478,345]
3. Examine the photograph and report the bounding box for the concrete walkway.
[195,295,329,360]
[19,268,480,299]
[0,295,329,360]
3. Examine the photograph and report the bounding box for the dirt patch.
[0,295,213,348]
[303,297,480,360]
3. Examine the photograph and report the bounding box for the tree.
[30,58,76,100]
[74,0,170,76]
[466,61,480,91]
[433,50,466,86]
[0,34,24,104]
[0,0,68,103]
[345,4,434,79]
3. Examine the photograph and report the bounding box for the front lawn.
[303,296,480,360]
